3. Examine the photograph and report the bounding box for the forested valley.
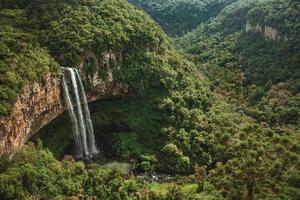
[0,0,299,199]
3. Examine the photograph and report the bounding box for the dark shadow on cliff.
[31,89,164,161]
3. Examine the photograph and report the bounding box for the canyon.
[0,52,129,157]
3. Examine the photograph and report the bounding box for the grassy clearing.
[150,182,198,196]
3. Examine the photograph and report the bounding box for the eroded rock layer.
[0,73,128,157]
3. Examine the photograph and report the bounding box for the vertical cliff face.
[0,50,129,157]
[78,50,127,102]
[246,20,288,41]
[245,21,262,33]
[0,76,64,157]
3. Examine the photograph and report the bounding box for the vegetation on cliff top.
[0,0,171,115]
[0,0,299,199]
[0,9,59,115]
[128,0,236,37]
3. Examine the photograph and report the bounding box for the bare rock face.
[0,76,63,157]
[246,20,288,41]
[0,68,129,157]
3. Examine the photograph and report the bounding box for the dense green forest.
[176,0,300,125]
[128,0,236,36]
[0,0,299,199]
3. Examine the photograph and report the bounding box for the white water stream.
[61,67,99,159]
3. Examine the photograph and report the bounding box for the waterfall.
[61,67,99,159]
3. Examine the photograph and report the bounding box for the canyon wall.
[0,52,129,157]
[0,76,64,157]
[246,20,288,41]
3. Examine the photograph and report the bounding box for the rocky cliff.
[246,20,288,41]
[0,75,63,157]
[0,0,167,157]
[0,66,129,157]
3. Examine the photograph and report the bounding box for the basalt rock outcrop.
[0,58,129,157]
[0,75,63,157]
[246,20,288,41]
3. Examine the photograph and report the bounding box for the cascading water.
[61,67,99,159]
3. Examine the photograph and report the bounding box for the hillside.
[174,1,300,197]
[0,0,299,199]
[0,0,229,199]
[128,0,236,36]
[176,0,300,125]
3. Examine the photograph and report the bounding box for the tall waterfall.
[61,67,99,159]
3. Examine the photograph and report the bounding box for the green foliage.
[208,124,300,200]
[0,0,172,116]
[1,0,299,199]
[136,155,158,173]
[136,161,151,172]
[160,143,191,174]
[176,0,300,125]
[244,82,300,125]
[129,0,236,37]
[0,144,221,199]
[0,144,147,199]
[175,0,300,198]
[0,10,59,115]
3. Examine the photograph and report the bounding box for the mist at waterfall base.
[61,67,99,160]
